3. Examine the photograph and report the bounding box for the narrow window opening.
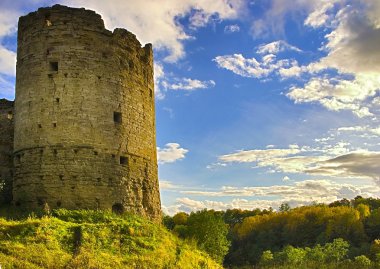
[120,156,128,165]
[64,73,68,78]
[53,122,57,128]
[94,151,98,155]
[56,201,62,207]
[150,89,153,98]
[49,61,58,72]
[56,98,60,103]
[38,123,42,128]
[59,175,64,181]
[45,17,52,27]
[53,149,58,155]
[113,112,122,124]
[7,111,13,120]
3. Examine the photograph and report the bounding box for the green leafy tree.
[186,209,230,264]
[275,245,306,265]
[259,250,274,266]
[354,255,371,268]
[173,212,188,225]
[324,238,350,263]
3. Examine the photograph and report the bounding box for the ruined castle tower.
[12,5,161,220]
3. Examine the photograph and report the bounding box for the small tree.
[324,238,349,263]
[279,203,291,212]
[259,250,274,266]
[173,212,188,225]
[186,209,230,264]
[354,255,371,268]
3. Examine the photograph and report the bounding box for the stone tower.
[12,5,161,220]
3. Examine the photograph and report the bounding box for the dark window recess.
[56,98,60,103]
[56,201,62,207]
[59,175,64,181]
[38,123,42,128]
[37,197,45,206]
[53,123,57,128]
[120,156,128,165]
[150,89,153,98]
[112,203,125,214]
[111,154,115,159]
[94,151,98,155]
[114,112,122,123]
[49,61,58,72]
[53,149,58,155]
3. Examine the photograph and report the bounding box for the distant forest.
[163,196,380,268]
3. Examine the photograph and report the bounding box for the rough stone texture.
[13,5,161,221]
[0,99,14,204]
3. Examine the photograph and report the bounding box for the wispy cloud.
[224,24,240,33]
[168,179,380,214]
[256,40,301,55]
[164,78,215,91]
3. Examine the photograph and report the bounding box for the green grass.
[0,209,222,269]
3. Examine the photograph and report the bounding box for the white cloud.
[213,53,298,79]
[216,142,380,177]
[63,0,245,62]
[157,143,188,164]
[154,62,165,100]
[287,74,379,118]
[159,180,180,189]
[154,62,215,99]
[0,47,16,77]
[256,40,301,55]
[171,179,380,213]
[219,147,301,163]
[304,1,337,28]
[164,78,215,91]
[224,24,240,33]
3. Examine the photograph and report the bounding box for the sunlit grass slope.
[0,209,222,269]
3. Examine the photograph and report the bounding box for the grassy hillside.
[0,209,222,269]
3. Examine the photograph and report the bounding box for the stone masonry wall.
[13,5,161,220]
[0,99,14,204]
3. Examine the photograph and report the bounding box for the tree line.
[163,196,380,268]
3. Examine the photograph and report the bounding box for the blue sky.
[1,0,380,215]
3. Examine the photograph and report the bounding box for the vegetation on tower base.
[0,208,222,269]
